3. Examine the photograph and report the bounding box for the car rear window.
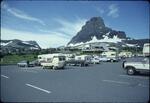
[59,57,65,61]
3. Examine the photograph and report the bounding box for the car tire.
[43,66,46,69]
[127,67,135,75]
[110,59,113,62]
[53,66,57,70]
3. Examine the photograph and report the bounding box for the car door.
[136,59,149,70]
[143,59,150,70]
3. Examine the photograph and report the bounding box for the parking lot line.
[102,80,130,85]
[26,83,51,94]
[138,83,149,88]
[119,75,149,79]
[22,70,38,73]
[1,75,9,79]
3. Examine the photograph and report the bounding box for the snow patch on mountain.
[22,41,32,45]
[126,43,137,47]
[68,33,123,47]
[1,41,12,46]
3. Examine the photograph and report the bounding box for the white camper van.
[38,53,66,69]
[66,55,91,66]
[118,51,132,58]
[143,43,150,57]
[101,51,119,62]
[75,55,91,63]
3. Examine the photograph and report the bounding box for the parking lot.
[1,61,149,102]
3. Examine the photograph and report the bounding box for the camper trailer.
[38,53,66,69]
[119,51,132,58]
[64,54,75,61]
[101,51,119,62]
[75,55,91,63]
[143,43,150,57]
[66,55,91,66]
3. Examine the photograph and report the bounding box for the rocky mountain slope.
[1,39,41,49]
[1,39,41,54]
[68,17,126,45]
[67,17,149,47]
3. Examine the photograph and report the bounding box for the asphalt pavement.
[1,62,149,102]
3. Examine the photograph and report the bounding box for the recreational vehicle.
[66,55,91,66]
[143,43,150,57]
[101,51,119,62]
[118,51,132,58]
[38,53,66,69]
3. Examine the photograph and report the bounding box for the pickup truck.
[122,57,149,75]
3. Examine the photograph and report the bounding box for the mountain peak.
[68,16,126,45]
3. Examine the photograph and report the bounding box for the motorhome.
[75,55,91,63]
[101,51,119,62]
[64,53,75,61]
[66,55,91,66]
[38,53,66,69]
[143,43,150,57]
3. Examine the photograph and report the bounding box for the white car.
[99,56,109,62]
[17,60,28,67]
[17,60,35,67]
[122,57,150,75]
[91,58,100,64]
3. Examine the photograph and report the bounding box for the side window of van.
[62,57,65,61]
[47,58,52,62]
[59,57,65,61]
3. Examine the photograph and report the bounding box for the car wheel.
[43,66,45,69]
[110,59,113,62]
[127,67,135,75]
[53,66,57,70]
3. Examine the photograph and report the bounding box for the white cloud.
[1,28,70,48]
[95,7,105,15]
[39,29,70,39]
[1,2,45,25]
[107,4,119,18]
[1,17,86,48]
[54,18,86,36]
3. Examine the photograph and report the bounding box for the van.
[101,51,119,62]
[143,43,150,57]
[75,55,91,63]
[38,53,66,69]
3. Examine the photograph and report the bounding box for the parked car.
[91,57,100,64]
[66,59,88,67]
[30,60,40,66]
[17,60,28,67]
[99,55,109,62]
[17,60,35,67]
[122,57,149,75]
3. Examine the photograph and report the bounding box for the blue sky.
[1,1,149,48]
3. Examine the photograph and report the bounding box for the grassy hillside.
[0,54,37,65]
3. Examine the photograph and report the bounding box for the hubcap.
[128,69,134,74]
